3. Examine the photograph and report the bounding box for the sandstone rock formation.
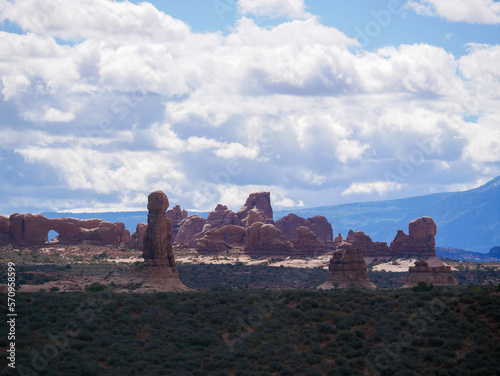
[334,233,343,246]
[244,222,294,257]
[390,217,437,257]
[308,215,334,241]
[0,215,11,244]
[195,229,231,254]
[244,209,266,228]
[195,225,246,254]
[174,215,205,247]
[402,259,457,288]
[275,213,309,239]
[346,230,392,258]
[275,213,333,241]
[292,226,326,257]
[140,191,191,291]
[126,223,147,250]
[318,244,376,289]
[7,213,130,246]
[189,204,243,245]
[218,225,246,246]
[237,192,274,226]
[166,205,188,242]
[203,204,241,231]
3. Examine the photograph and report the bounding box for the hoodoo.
[139,191,191,292]
[318,243,376,290]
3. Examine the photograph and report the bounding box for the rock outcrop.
[275,214,310,239]
[140,191,191,291]
[237,192,274,226]
[7,213,130,246]
[402,259,457,288]
[126,223,147,250]
[218,225,246,247]
[308,216,334,241]
[318,244,376,289]
[195,229,231,254]
[334,233,343,246]
[195,225,247,254]
[346,230,392,258]
[166,205,188,242]
[244,222,293,257]
[292,226,326,257]
[0,215,11,244]
[390,217,437,257]
[174,215,205,247]
[203,204,241,231]
[276,213,333,241]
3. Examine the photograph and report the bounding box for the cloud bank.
[0,0,499,215]
[407,0,500,24]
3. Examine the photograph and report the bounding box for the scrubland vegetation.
[1,285,499,375]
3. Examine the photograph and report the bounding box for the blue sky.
[0,0,499,215]
[144,0,500,56]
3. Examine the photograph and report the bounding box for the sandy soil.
[174,248,332,269]
[369,257,455,272]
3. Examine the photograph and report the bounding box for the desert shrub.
[84,282,109,293]
[412,282,434,292]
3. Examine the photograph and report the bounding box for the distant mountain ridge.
[275,176,500,253]
[41,176,499,253]
[436,247,500,262]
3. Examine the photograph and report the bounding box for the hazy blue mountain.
[276,176,500,253]
[436,247,500,262]
[41,176,499,253]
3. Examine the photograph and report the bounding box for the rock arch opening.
[47,229,60,243]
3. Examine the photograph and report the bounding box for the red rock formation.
[141,191,191,291]
[219,225,246,246]
[275,213,310,239]
[202,204,241,231]
[237,192,274,226]
[244,222,293,257]
[309,216,334,241]
[127,223,147,250]
[275,213,333,241]
[345,230,392,257]
[402,259,457,287]
[195,229,231,254]
[244,209,266,227]
[8,213,129,246]
[318,244,376,289]
[390,217,437,257]
[166,205,188,242]
[174,215,205,247]
[334,233,343,246]
[0,215,11,244]
[143,191,174,266]
[194,224,246,254]
[292,226,327,257]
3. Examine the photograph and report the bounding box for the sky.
[0,0,499,215]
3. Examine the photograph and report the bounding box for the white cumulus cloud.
[238,0,309,19]
[342,182,405,196]
[407,0,500,24]
[42,108,76,122]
